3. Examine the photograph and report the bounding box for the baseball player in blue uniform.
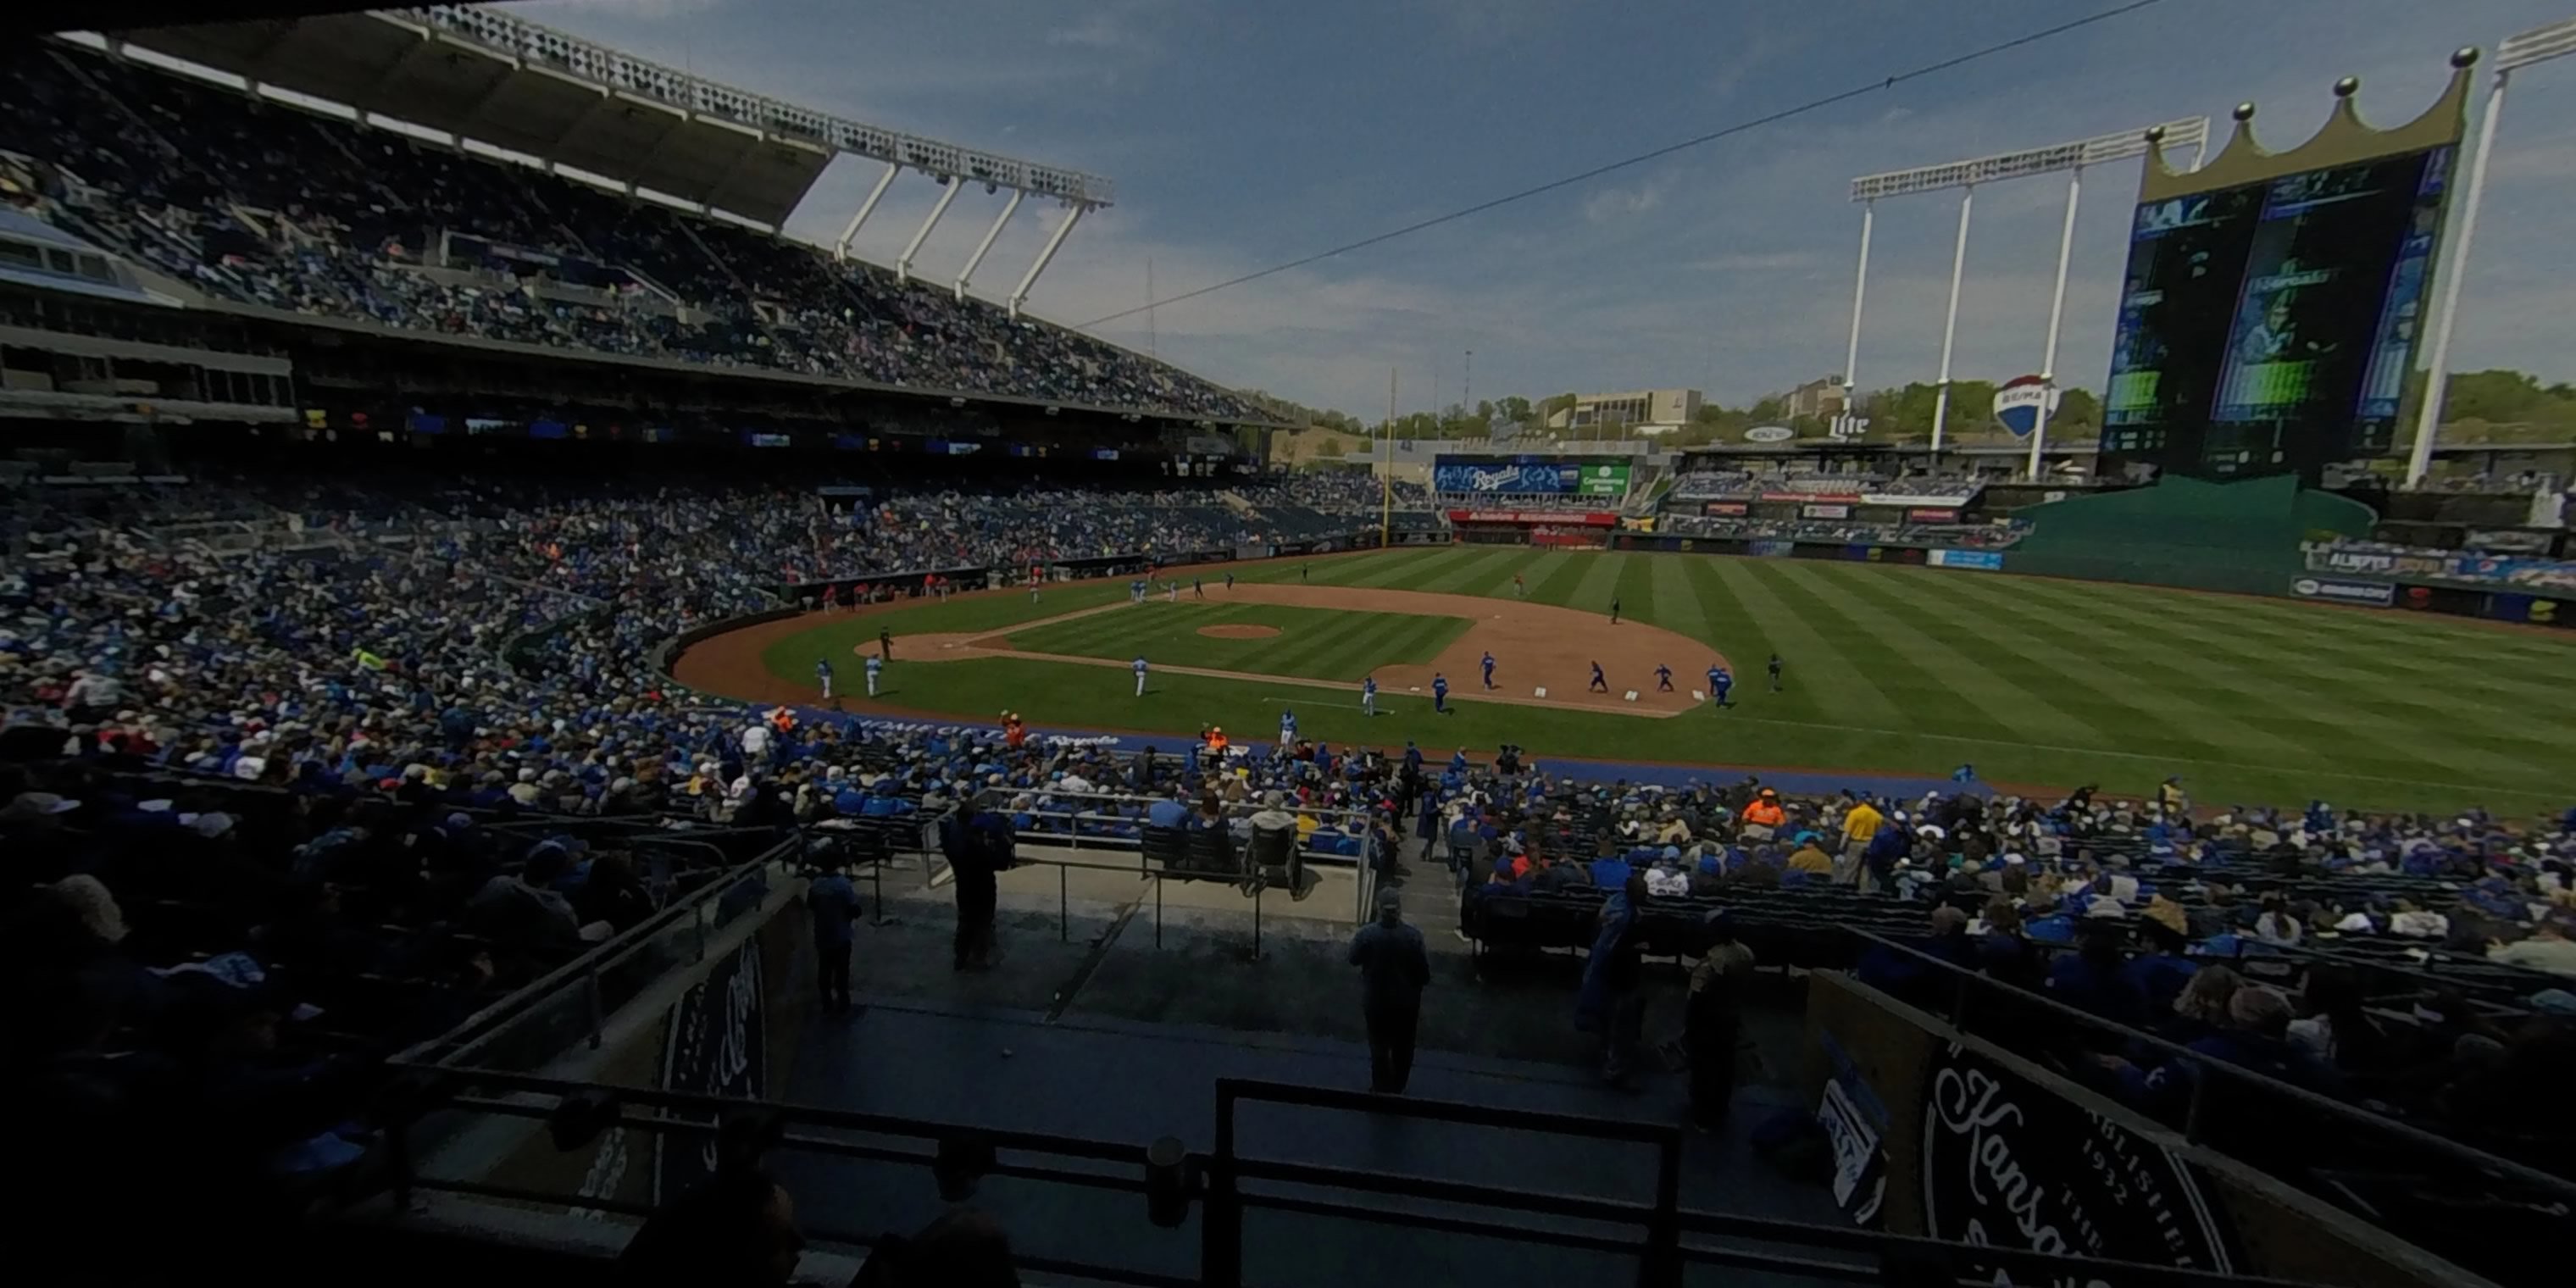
[1480,651,1496,690]
[1768,652,1784,691]
[815,658,833,698]
[1133,654,1149,697]
[1362,675,1378,715]
[1432,673,1450,713]
[1655,663,1673,692]
[1589,661,1608,693]
[1708,663,1732,708]
[1280,707,1298,747]
[863,652,884,696]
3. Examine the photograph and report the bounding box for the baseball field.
[671,547,2576,815]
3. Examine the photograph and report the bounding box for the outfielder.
[815,658,833,699]
[1362,675,1379,716]
[1133,654,1149,697]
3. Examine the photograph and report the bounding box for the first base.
[1623,690,1639,702]
[1532,686,1548,698]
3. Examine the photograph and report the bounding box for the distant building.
[1785,376,1846,420]
[1549,388,1702,433]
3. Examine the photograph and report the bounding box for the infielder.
[1133,654,1149,697]
[865,652,885,697]
[815,658,833,699]
[1589,661,1609,693]
[1480,651,1496,690]
[1655,663,1674,692]
[1707,663,1731,708]
[1432,672,1450,713]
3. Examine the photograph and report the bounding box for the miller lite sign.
[1991,376,2057,438]
[1827,412,1871,441]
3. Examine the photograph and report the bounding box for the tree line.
[1256,367,2573,451]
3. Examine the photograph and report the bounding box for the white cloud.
[1688,251,1820,273]
[1583,180,1667,224]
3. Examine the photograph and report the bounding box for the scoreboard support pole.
[1841,202,1874,425]
[2029,168,2083,481]
[1929,187,1974,456]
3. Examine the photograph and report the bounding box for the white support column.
[896,178,960,284]
[834,162,901,263]
[1929,186,1974,455]
[2408,69,2509,489]
[1008,203,1085,319]
[1843,201,1874,417]
[955,191,1022,301]
[2029,169,2083,480]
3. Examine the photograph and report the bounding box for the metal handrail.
[381,1065,2355,1288]
[1846,928,2576,1204]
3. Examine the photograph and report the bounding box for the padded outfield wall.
[1998,475,2376,597]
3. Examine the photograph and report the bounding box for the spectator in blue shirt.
[807,852,860,1013]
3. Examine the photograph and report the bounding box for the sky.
[503,0,2576,419]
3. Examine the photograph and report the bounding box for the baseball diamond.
[670,546,2576,813]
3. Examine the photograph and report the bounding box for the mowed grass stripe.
[2001,575,2576,720]
[1613,556,1658,628]
[1354,546,1478,588]
[1679,559,1778,681]
[1700,558,1910,730]
[1645,550,1712,643]
[1754,561,2075,747]
[2024,577,2576,697]
[1418,547,1528,594]
[1566,552,1629,613]
[1529,549,1593,602]
[1953,577,2560,783]
[1856,568,2348,764]
[1252,609,1463,679]
[1480,550,1571,601]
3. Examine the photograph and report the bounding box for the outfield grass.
[1005,602,1469,680]
[750,548,2576,813]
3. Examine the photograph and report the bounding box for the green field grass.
[747,548,2576,814]
[1004,602,1469,680]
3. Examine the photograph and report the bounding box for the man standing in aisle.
[806,849,859,1013]
[1348,888,1431,1094]
[1133,654,1150,697]
[865,652,884,697]
[815,658,834,700]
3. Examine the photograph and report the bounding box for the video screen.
[2098,145,2452,483]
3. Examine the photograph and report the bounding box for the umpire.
[1347,888,1431,1094]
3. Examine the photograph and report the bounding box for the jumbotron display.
[2101,143,2452,483]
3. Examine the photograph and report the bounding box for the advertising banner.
[1447,509,1617,526]
[1765,491,1863,504]
[1802,503,1853,520]
[655,941,766,1203]
[2484,592,2571,628]
[1927,549,2005,571]
[1905,508,1960,524]
[1703,502,1750,517]
[1864,491,1978,507]
[1747,540,1796,558]
[1575,462,1634,496]
[2290,576,2396,607]
[2465,528,2556,554]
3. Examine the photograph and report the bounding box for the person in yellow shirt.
[1839,797,1885,886]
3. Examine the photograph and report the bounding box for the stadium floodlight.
[2409,20,2576,489]
[1841,119,2209,467]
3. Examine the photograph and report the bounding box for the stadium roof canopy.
[114,5,1113,228]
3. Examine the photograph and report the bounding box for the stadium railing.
[1841,929,2572,1286]
[359,1059,2340,1288]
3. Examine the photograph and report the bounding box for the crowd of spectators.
[1653,515,2028,547]
[0,43,1255,420]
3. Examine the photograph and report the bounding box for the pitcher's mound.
[1198,624,1281,640]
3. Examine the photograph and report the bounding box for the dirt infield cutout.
[1196,623,1282,640]
[673,580,1727,720]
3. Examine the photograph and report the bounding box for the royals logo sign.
[1921,1043,2238,1283]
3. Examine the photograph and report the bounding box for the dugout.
[2004,475,2375,596]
